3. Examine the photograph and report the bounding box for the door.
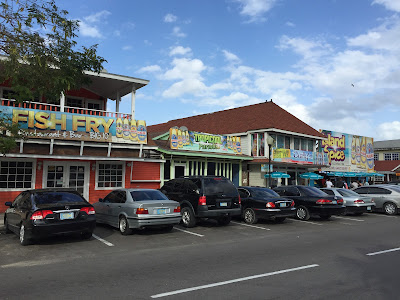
[43,162,90,201]
[174,164,186,178]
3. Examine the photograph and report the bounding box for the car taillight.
[354,200,365,204]
[31,210,53,220]
[199,196,207,206]
[174,206,181,213]
[337,198,344,204]
[238,195,241,205]
[316,199,332,204]
[136,208,149,214]
[290,200,295,207]
[80,207,95,215]
[266,202,275,208]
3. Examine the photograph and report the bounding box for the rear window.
[251,188,279,198]
[301,186,328,197]
[130,190,169,201]
[203,178,238,197]
[337,189,360,197]
[34,192,86,205]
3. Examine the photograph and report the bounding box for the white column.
[60,92,65,112]
[131,86,136,119]
[116,91,120,113]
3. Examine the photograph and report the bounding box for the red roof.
[148,101,324,137]
[374,160,400,172]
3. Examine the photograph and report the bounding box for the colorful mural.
[271,148,329,165]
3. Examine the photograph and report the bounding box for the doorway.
[174,164,186,178]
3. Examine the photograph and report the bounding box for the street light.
[266,135,274,188]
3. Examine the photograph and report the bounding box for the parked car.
[353,185,400,215]
[160,176,241,227]
[320,187,375,215]
[273,185,345,220]
[93,189,181,235]
[237,186,295,224]
[4,188,96,246]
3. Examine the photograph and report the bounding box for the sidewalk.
[0,213,4,226]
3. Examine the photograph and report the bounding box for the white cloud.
[222,50,241,64]
[286,21,295,27]
[163,58,206,80]
[376,121,400,140]
[278,35,332,61]
[162,79,207,98]
[122,46,132,51]
[234,0,277,22]
[373,0,400,12]
[137,65,162,73]
[84,10,111,23]
[169,46,192,56]
[79,21,103,38]
[172,26,186,38]
[164,13,178,23]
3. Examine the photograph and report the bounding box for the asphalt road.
[1,213,400,299]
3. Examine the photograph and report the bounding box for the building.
[373,139,400,183]
[0,70,163,212]
[148,100,329,187]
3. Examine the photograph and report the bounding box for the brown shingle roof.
[374,160,400,172]
[148,101,324,138]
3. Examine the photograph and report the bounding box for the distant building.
[374,139,400,182]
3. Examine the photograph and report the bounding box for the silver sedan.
[93,189,181,235]
[320,188,375,215]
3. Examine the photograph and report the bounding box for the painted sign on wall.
[320,130,374,172]
[169,128,241,154]
[272,148,328,165]
[0,105,147,144]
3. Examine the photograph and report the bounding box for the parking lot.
[1,212,400,299]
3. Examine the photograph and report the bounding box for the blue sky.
[60,0,400,141]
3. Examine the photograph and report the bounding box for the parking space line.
[231,221,271,230]
[367,214,397,218]
[92,234,114,247]
[367,247,400,256]
[338,222,354,225]
[151,264,319,298]
[174,227,204,237]
[289,219,323,226]
[332,216,364,222]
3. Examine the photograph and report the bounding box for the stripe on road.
[290,219,323,226]
[151,264,319,298]
[92,234,114,247]
[174,227,204,237]
[367,247,400,256]
[231,221,271,230]
[332,216,364,222]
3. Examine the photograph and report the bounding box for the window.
[66,97,83,108]
[97,163,123,188]
[301,139,307,151]
[393,153,399,160]
[307,140,314,152]
[164,160,171,180]
[374,153,379,161]
[294,138,300,150]
[284,136,290,149]
[277,135,285,148]
[384,153,400,160]
[258,134,265,156]
[0,160,33,189]
[384,153,391,160]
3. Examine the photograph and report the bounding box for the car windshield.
[130,190,169,201]
[251,188,279,198]
[338,189,360,197]
[301,186,328,196]
[203,178,238,196]
[34,192,86,205]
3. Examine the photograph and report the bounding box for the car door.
[8,192,32,230]
[369,187,392,209]
[6,193,24,232]
[238,188,250,209]
[101,191,117,225]
[109,191,127,228]
[285,187,302,206]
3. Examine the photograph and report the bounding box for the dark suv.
[160,176,241,227]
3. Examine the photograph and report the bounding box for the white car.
[321,188,375,215]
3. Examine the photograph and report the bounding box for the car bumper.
[254,208,296,219]
[28,218,96,238]
[308,205,346,216]
[345,205,375,213]
[197,208,241,218]
[128,215,182,228]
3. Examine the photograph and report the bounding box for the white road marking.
[231,221,271,230]
[1,259,64,268]
[151,264,319,298]
[92,234,114,246]
[289,219,323,226]
[367,213,397,218]
[339,222,354,225]
[174,227,204,237]
[367,247,400,256]
[332,216,364,222]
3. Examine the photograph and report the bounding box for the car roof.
[24,188,80,194]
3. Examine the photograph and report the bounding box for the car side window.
[12,193,25,208]
[19,193,32,209]
[324,190,335,196]
[173,179,186,192]
[274,188,285,196]
[354,187,368,194]
[186,179,201,194]
[369,187,391,195]
[103,191,117,203]
[238,189,250,198]
[115,191,127,203]
[286,187,300,196]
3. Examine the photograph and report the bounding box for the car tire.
[274,217,286,223]
[81,231,93,239]
[4,217,11,234]
[319,215,331,220]
[217,215,232,226]
[19,224,31,246]
[119,216,133,235]
[181,207,197,228]
[383,202,397,215]
[243,208,258,224]
[296,206,310,221]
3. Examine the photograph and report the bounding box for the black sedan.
[273,185,345,220]
[4,188,96,245]
[238,187,296,224]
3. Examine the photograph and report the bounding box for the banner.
[169,128,241,154]
[272,148,328,165]
[0,105,147,144]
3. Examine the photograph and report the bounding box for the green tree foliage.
[0,110,23,154]
[0,0,106,153]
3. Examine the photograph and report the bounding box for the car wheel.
[383,202,397,215]
[119,216,133,235]
[217,215,231,226]
[181,207,197,228]
[243,208,258,224]
[274,217,286,223]
[319,215,331,220]
[81,231,93,239]
[4,217,11,234]
[19,224,31,246]
[296,206,310,221]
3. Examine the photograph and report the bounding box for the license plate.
[155,208,168,215]
[367,206,371,211]
[220,202,228,207]
[280,203,287,207]
[332,201,337,204]
[60,212,74,220]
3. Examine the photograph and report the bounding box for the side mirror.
[5,201,12,207]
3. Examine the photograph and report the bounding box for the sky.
[59,0,400,141]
